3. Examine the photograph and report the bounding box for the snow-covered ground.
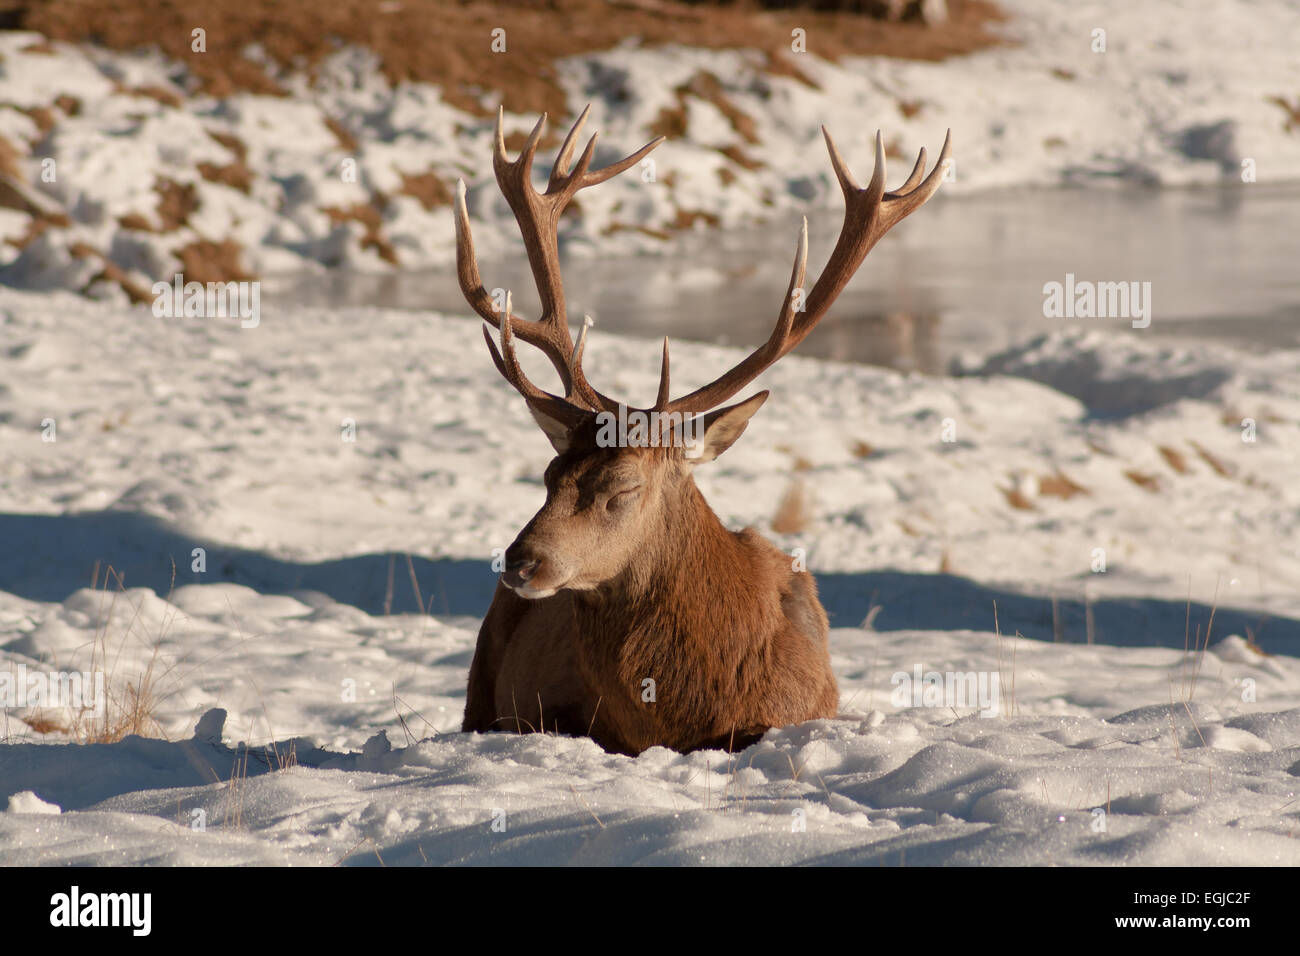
[2,0,1298,866]
[1,286,1298,865]
[1,0,1298,294]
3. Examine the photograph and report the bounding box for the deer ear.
[684,391,769,464]
[527,404,573,453]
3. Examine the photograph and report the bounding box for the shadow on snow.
[2,509,1295,655]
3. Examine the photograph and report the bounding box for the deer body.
[453,106,950,755]
[464,474,837,755]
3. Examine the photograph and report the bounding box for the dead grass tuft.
[156,177,200,230]
[198,160,253,194]
[323,115,359,152]
[1037,469,1087,499]
[999,485,1035,510]
[67,241,153,302]
[399,169,454,211]
[17,566,173,743]
[117,83,183,108]
[53,93,81,116]
[17,105,57,135]
[897,98,924,118]
[207,130,249,161]
[1124,470,1164,493]
[174,238,254,284]
[717,143,764,170]
[1266,95,1300,133]
[322,198,399,264]
[669,208,721,231]
[1157,445,1190,474]
[772,478,812,534]
[1188,440,1236,478]
[0,132,22,179]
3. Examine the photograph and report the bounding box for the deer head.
[455,106,950,599]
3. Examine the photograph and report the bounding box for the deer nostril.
[505,557,539,582]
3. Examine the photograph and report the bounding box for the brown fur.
[462,442,838,755]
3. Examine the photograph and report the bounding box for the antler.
[458,110,951,430]
[662,127,952,415]
[455,105,663,412]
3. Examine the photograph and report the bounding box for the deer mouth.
[502,557,567,599]
[510,583,559,600]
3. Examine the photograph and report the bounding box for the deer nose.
[502,554,540,588]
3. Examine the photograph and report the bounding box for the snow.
[1,0,1298,866]
[2,0,1299,292]
[1,285,1298,865]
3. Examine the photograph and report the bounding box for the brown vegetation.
[772,478,812,532]
[173,238,254,284]
[322,200,399,264]
[7,0,1006,122]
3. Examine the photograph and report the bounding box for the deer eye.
[605,486,643,510]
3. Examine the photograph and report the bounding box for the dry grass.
[1266,95,1300,133]
[771,477,812,533]
[197,159,253,194]
[1177,583,1218,703]
[1123,469,1164,493]
[116,83,183,108]
[897,98,924,118]
[0,132,23,179]
[399,169,455,211]
[174,238,255,284]
[200,133,257,192]
[992,600,1019,717]
[1188,440,1237,478]
[15,565,175,744]
[1157,445,1190,474]
[668,207,722,230]
[15,104,57,135]
[8,0,1007,120]
[999,484,1035,510]
[322,115,359,152]
[118,176,200,233]
[1037,469,1087,499]
[321,200,399,264]
[67,241,153,302]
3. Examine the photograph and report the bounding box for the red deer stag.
[456,105,950,755]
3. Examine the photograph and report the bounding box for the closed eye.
[606,486,643,509]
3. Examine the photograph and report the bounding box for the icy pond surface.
[270,185,1300,374]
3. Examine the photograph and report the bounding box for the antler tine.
[667,128,950,415]
[821,126,860,194]
[896,146,928,195]
[582,135,665,189]
[454,177,580,392]
[549,104,591,190]
[482,293,591,428]
[571,314,591,369]
[882,128,952,224]
[654,338,672,411]
[495,108,547,183]
[862,130,887,209]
